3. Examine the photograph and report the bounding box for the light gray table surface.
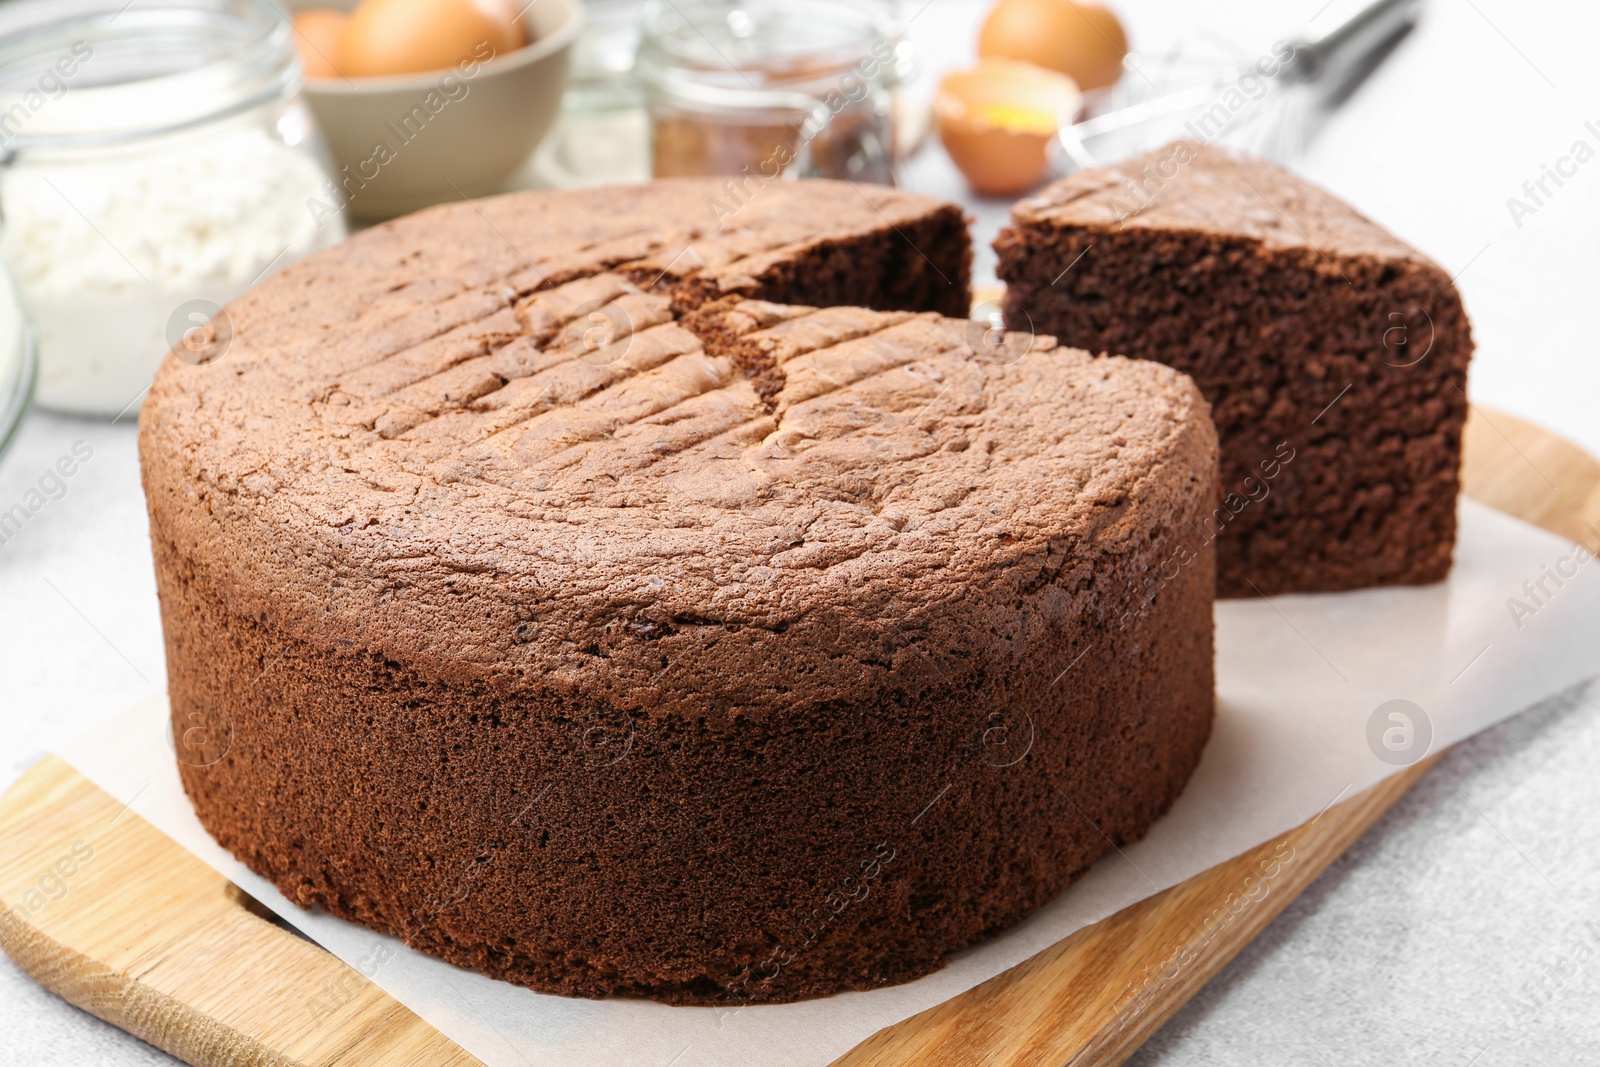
[4,0,1599,1063]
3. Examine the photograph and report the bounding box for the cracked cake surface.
[141,178,1219,1004]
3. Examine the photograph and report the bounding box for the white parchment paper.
[54,498,1600,1067]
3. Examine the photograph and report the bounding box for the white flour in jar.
[1,122,339,416]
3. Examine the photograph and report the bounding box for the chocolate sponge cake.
[140,179,1219,1004]
[997,142,1473,596]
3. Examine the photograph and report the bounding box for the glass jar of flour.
[0,0,343,417]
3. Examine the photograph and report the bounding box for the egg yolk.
[969,102,1059,135]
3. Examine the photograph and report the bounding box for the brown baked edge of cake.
[151,512,1215,1005]
[995,218,1471,597]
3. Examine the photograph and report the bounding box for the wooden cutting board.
[2,407,1596,1067]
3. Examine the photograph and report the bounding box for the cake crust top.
[140,180,1215,714]
[1010,140,1431,264]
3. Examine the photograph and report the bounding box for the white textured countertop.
[4,0,1599,1062]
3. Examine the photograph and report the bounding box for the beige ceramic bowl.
[287,0,582,220]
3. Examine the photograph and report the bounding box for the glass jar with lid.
[0,0,343,417]
[634,0,913,186]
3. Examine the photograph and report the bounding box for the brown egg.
[340,0,525,78]
[978,0,1128,92]
[935,59,1079,197]
[292,9,348,80]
